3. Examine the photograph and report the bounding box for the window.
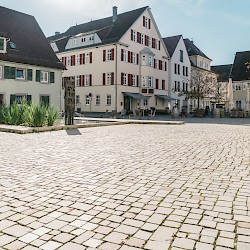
[141,34,144,45]
[76,55,80,65]
[149,56,153,67]
[174,81,177,91]
[76,76,80,87]
[142,55,146,66]
[178,81,180,92]
[183,66,185,76]
[40,71,49,83]
[85,95,90,105]
[96,95,100,105]
[76,95,80,104]
[107,49,112,61]
[0,38,6,53]
[180,50,183,62]
[178,64,180,75]
[40,95,50,106]
[236,101,242,109]
[0,66,3,79]
[122,73,128,85]
[132,53,137,64]
[132,75,137,86]
[186,67,188,77]
[235,84,242,91]
[86,53,90,64]
[142,76,147,87]
[67,56,71,66]
[16,68,26,80]
[85,75,90,86]
[148,77,153,88]
[148,37,152,47]
[174,64,177,74]
[143,99,148,106]
[123,50,128,62]
[107,73,112,85]
[106,94,111,106]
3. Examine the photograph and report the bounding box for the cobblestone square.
[0,121,249,249]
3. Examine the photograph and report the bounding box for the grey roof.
[230,51,250,81]
[48,6,148,52]
[211,64,232,82]
[0,6,64,69]
[163,35,182,57]
[184,38,211,60]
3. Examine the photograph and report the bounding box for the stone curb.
[0,119,185,134]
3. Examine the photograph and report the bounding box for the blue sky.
[0,0,249,65]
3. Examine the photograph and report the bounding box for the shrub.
[47,107,59,126]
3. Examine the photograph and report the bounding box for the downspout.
[115,44,118,113]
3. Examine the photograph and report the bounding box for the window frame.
[85,95,90,105]
[0,65,3,79]
[95,95,100,106]
[106,73,112,85]
[0,37,6,53]
[122,73,128,86]
[106,94,111,106]
[180,50,183,62]
[40,71,49,83]
[107,49,112,61]
[132,75,137,87]
[16,68,26,80]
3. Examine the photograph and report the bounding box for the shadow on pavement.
[66,128,82,135]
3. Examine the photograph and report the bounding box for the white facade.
[0,61,62,109]
[51,7,170,114]
[168,37,191,112]
[232,80,250,110]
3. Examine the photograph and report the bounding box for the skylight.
[9,42,17,50]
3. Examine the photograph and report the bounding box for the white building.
[0,6,64,108]
[163,35,191,113]
[48,6,170,115]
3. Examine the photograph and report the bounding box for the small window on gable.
[0,37,6,53]
[9,42,17,50]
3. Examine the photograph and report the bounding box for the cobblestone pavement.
[0,122,249,250]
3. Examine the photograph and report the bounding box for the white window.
[15,95,26,104]
[142,55,146,66]
[132,31,136,42]
[67,56,71,66]
[122,73,128,85]
[149,56,153,66]
[107,73,112,85]
[142,76,147,87]
[40,71,49,83]
[76,76,80,87]
[86,53,90,64]
[155,40,158,50]
[155,60,158,69]
[73,39,77,44]
[0,66,2,79]
[85,95,90,105]
[107,94,111,106]
[148,77,153,88]
[148,37,152,47]
[107,49,112,61]
[76,95,80,104]
[145,17,149,28]
[16,68,26,80]
[0,38,6,53]
[235,84,242,91]
[141,34,144,45]
[96,95,100,105]
[85,75,90,86]
[132,53,137,64]
[132,75,137,86]
[76,55,80,65]
[143,99,148,106]
[123,50,128,62]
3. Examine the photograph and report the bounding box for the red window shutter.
[103,50,106,62]
[162,80,165,90]
[79,75,82,86]
[158,41,161,50]
[121,73,124,85]
[154,59,156,69]
[83,54,85,64]
[111,49,114,60]
[137,54,139,65]
[152,38,155,48]
[80,54,83,65]
[121,49,124,61]
[128,74,132,86]
[103,73,106,85]
[137,32,140,43]
[90,52,92,63]
[62,57,66,66]
[143,16,145,27]
[131,29,133,41]
[137,75,139,87]
[111,72,114,85]
[82,75,85,87]
[159,60,162,70]
[149,19,151,29]
[89,74,92,86]
[128,51,131,63]
[71,56,73,66]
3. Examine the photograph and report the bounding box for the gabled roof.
[0,6,64,70]
[230,51,250,81]
[184,38,211,60]
[211,64,232,82]
[162,35,182,57]
[48,6,148,52]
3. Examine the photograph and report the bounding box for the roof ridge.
[0,5,34,18]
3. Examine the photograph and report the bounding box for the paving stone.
[195,242,214,250]
[216,237,235,248]
[40,241,62,250]
[2,225,32,237]
[172,237,195,249]
[104,232,128,244]
[144,240,170,250]
[83,238,102,248]
[0,235,16,246]
[58,242,86,250]
[150,226,177,241]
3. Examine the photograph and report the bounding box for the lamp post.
[88,92,92,114]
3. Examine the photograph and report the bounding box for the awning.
[155,95,176,101]
[123,92,149,100]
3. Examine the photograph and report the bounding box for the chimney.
[112,6,118,23]
[55,31,60,35]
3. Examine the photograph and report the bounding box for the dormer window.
[0,37,6,53]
